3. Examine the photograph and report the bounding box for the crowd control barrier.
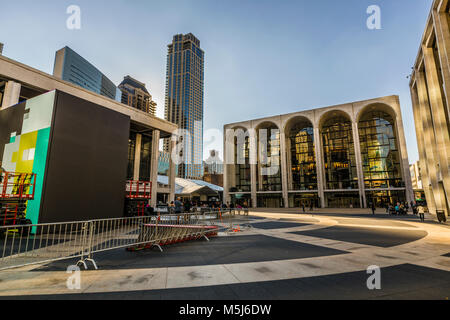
[0,209,253,271]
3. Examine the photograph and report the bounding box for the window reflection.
[234,135,251,192]
[127,132,136,180]
[359,111,403,189]
[322,115,358,190]
[289,120,317,190]
[139,135,152,181]
[258,125,282,191]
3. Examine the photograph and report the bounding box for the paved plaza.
[0,210,449,300]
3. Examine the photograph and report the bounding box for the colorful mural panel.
[0,91,55,224]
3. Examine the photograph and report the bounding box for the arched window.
[257,123,282,192]
[288,120,316,190]
[231,128,251,192]
[358,110,402,189]
[321,115,358,190]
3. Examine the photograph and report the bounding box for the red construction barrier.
[127,224,219,251]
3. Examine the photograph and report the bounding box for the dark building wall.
[39,91,130,223]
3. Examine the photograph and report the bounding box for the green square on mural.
[9,136,15,143]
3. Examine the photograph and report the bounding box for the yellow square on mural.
[13,131,38,173]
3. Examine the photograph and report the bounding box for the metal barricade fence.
[0,211,220,271]
[0,221,91,271]
[0,208,253,271]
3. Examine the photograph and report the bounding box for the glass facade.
[289,120,317,190]
[288,193,319,208]
[322,115,358,190]
[234,135,251,192]
[358,111,403,189]
[164,34,204,179]
[230,194,252,207]
[55,46,119,101]
[365,190,406,207]
[325,192,361,208]
[258,125,282,191]
[257,194,283,208]
[127,132,136,180]
[139,135,152,181]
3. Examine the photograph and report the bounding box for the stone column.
[313,126,326,208]
[168,137,176,203]
[416,70,447,215]
[223,164,230,205]
[392,97,414,204]
[133,133,142,181]
[286,137,293,190]
[150,130,160,207]
[411,84,436,213]
[433,10,450,121]
[352,121,366,208]
[280,131,289,208]
[222,127,230,204]
[250,163,257,208]
[223,130,229,205]
[423,46,450,213]
[1,81,21,110]
[249,129,258,208]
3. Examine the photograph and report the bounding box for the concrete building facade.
[224,96,414,209]
[409,0,450,217]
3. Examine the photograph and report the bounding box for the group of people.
[157,199,248,215]
[300,201,315,213]
[377,201,426,221]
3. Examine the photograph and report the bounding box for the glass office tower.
[164,34,205,179]
[53,46,121,101]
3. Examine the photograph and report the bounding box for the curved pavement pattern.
[0,212,449,299]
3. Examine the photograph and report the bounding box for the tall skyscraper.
[164,33,205,179]
[118,76,157,116]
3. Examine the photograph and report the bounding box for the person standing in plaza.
[412,202,418,215]
[174,197,183,214]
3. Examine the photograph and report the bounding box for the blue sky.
[0,0,433,162]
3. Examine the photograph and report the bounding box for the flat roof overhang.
[0,55,177,138]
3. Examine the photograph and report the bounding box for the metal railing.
[0,209,252,271]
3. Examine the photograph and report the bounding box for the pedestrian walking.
[371,202,376,215]
[417,205,425,222]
